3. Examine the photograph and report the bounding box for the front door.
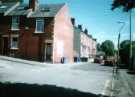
[3,37,9,55]
[0,36,2,54]
[45,43,52,62]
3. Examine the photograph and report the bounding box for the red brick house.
[0,0,74,63]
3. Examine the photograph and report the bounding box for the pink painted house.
[53,3,74,63]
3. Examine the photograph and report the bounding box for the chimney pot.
[71,18,75,26]
[84,29,88,34]
[78,25,82,31]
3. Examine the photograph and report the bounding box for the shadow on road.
[0,82,101,97]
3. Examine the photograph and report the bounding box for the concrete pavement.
[117,69,135,97]
[108,68,135,97]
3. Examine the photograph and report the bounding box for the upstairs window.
[11,16,19,30]
[35,19,44,33]
[10,36,18,49]
[0,5,7,9]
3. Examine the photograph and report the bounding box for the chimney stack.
[84,28,88,34]
[29,0,38,11]
[78,25,82,31]
[71,18,75,26]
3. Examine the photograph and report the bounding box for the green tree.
[119,40,130,66]
[96,43,101,51]
[119,40,135,66]
[101,40,115,56]
[112,0,135,71]
[112,0,135,11]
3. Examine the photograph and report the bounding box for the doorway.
[3,37,9,55]
[44,43,52,62]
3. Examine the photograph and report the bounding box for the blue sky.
[24,0,135,48]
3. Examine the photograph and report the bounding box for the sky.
[24,0,135,48]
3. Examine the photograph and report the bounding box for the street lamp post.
[117,21,125,70]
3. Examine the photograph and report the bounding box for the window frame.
[10,36,19,50]
[35,18,44,33]
[11,16,20,30]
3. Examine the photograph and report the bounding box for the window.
[11,37,18,49]
[40,7,50,12]
[35,19,44,33]
[11,16,19,30]
[0,5,7,9]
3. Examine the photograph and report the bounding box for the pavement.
[106,68,135,97]
[116,69,135,97]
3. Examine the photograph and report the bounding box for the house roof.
[7,4,30,16]
[0,2,16,13]
[7,3,65,17]
[29,3,65,17]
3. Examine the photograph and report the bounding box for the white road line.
[101,79,112,96]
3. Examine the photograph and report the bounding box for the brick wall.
[0,14,54,61]
[18,16,54,61]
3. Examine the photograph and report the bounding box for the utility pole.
[117,21,125,72]
[129,9,133,71]
[117,33,120,68]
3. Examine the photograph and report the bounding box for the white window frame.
[11,16,19,30]
[35,18,44,33]
[10,36,19,49]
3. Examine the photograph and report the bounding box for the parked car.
[94,56,104,64]
[104,60,114,65]
[104,56,115,66]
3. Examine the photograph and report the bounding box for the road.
[0,57,113,95]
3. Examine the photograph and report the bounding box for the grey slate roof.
[0,2,16,13]
[29,3,65,17]
[6,3,65,17]
[7,4,30,16]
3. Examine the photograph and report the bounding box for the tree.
[119,40,135,67]
[96,43,101,51]
[101,40,115,56]
[119,40,130,66]
[111,0,135,71]
[112,0,135,11]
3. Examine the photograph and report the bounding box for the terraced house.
[71,18,97,62]
[0,0,74,63]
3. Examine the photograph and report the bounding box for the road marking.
[101,79,112,96]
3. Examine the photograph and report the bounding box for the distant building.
[71,18,81,62]
[80,28,91,61]
[0,0,74,63]
[92,38,97,57]
[71,19,97,62]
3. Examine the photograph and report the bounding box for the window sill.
[34,31,44,34]
[11,28,20,31]
[10,48,19,50]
